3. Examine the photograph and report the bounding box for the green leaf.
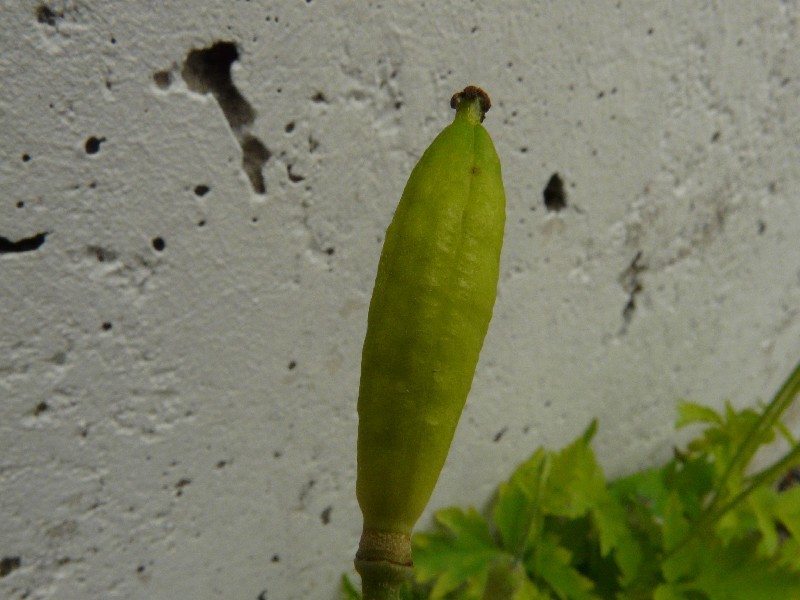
[744,486,780,556]
[653,584,691,600]
[590,495,641,584]
[610,464,670,515]
[511,578,554,600]
[541,425,605,520]
[661,493,698,583]
[664,454,715,519]
[527,533,599,600]
[675,401,723,428]
[775,486,800,542]
[715,500,757,547]
[610,463,674,571]
[340,574,362,600]
[661,491,690,549]
[687,402,773,487]
[686,537,800,599]
[480,559,551,600]
[345,377,800,600]
[413,506,508,599]
[778,538,800,571]
[494,449,549,556]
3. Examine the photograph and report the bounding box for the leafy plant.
[343,362,800,599]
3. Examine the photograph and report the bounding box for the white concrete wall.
[1,1,798,598]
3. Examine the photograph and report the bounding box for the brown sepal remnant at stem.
[450,85,492,121]
[356,528,413,566]
[355,529,413,599]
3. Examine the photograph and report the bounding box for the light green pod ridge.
[356,87,506,543]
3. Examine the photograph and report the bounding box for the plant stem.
[703,360,800,519]
[355,529,413,600]
[355,558,412,600]
[714,441,800,521]
[664,360,800,559]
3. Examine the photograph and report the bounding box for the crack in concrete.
[181,41,270,194]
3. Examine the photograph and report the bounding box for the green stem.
[774,415,798,447]
[664,360,800,559]
[667,440,800,560]
[703,360,800,520]
[714,441,800,521]
[355,529,413,600]
[356,558,411,600]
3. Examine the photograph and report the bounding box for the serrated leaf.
[660,539,703,589]
[660,493,699,583]
[653,584,690,600]
[610,465,669,513]
[687,536,800,599]
[610,462,675,566]
[715,502,755,547]
[340,574,362,600]
[775,485,800,541]
[528,533,599,600]
[590,496,641,583]
[778,538,800,570]
[413,506,508,599]
[664,453,715,519]
[480,559,549,600]
[509,448,552,497]
[706,403,774,484]
[675,401,723,428]
[662,492,689,550]
[680,400,777,500]
[541,427,606,520]
[512,578,554,600]
[746,486,781,557]
[495,481,539,557]
[494,449,549,556]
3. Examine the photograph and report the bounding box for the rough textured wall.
[1,1,798,599]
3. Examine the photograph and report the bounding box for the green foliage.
[343,362,800,599]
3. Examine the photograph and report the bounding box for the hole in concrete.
[87,245,116,262]
[85,136,105,154]
[182,41,255,129]
[182,41,269,194]
[543,173,567,212]
[0,556,21,577]
[287,164,305,183]
[153,70,172,89]
[0,232,47,254]
[36,5,58,26]
[320,506,332,525]
[241,135,270,194]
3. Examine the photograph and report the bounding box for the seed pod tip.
[450,86,492,122]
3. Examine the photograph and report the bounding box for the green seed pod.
[356,86,505,574]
